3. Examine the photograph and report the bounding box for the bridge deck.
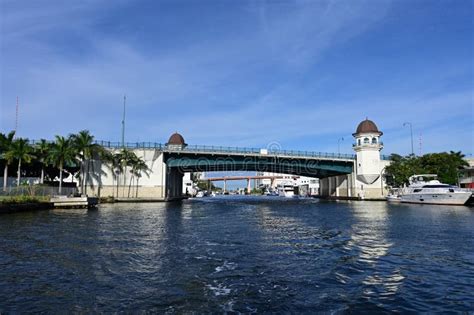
[28,140,391,161]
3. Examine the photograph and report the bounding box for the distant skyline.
[1,0,473,157]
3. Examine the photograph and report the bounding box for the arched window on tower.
[372,137,377,144]
[363,137,369,144]
[358,139,361,146]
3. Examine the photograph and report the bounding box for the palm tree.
[98,149,117,197]
[48,136,75,194]
[71,130,102,194]
[127,154,139,198]
[4,138,35,187]
[117,149,137,197]
[133,158,150,198]
[35,139,51,184]
[0,131,16,191]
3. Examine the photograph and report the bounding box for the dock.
[50,196,99,208]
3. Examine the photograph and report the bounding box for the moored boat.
[277,182,295,198]
[400,174,472,205]
[386,188,402,202]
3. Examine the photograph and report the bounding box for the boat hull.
[401,192,472,205]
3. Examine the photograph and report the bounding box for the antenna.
[121,95,126,148]
[419,132,423,156]
[15,96,19,137]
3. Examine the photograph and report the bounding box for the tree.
[48,136,75,194]
[419,151,468,185]
[71,130,103,194]
[116,149,138,197]
[100,150,122,198]
[131,158,150,198]
[35,139,51,184]
[0,131,15,191]
[4,138,35,187]
[127,153,139,197]
[385,151,469,187]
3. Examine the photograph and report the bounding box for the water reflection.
[349,202,404,298]
[350,202,392,263]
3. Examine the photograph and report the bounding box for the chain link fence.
[0,186,78,197]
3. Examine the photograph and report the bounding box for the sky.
[1,0,473,161]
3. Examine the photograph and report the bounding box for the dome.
[353,118,382,135]
[167,132,186,146]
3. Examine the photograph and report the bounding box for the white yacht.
[277,182,295,198]
[400,174,472,205]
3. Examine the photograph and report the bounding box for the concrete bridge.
[88,119,390,200]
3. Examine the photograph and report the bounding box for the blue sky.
[1,0,473,159]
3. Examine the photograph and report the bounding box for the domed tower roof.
[353,118,383,136]
[167,132,186,146]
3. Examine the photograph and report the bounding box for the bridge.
[94,141,375,177]
[80,139,362,199]
[38,119,391,200]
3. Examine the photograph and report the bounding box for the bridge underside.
[164,153,353,178]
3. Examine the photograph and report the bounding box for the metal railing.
[28,139,391,161]
[94,141,358,160]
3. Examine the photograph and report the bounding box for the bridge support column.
[247,178,251,194]
[166,167,184,200]
[224,179,227,193]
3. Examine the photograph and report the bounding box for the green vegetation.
[190,173,221,191]
[250,187,264,195]
[0,130,150,198]
[0,195,50,205]
[0,131,16,192]
[385,151,468,187]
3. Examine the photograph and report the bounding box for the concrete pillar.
[328,177,332,196]
[347,174,351,197]
[247,178,251,194]
[223,179,227,193]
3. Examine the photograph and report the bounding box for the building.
[459,158,474,189]
[319,118,390,199]
[256,172,319,196]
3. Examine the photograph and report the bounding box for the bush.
[0,195,49,204]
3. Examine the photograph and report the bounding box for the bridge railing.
[171,144,358,160]
[28,140,391,160]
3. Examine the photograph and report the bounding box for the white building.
[256,172,319,196]
[319,118,390,199]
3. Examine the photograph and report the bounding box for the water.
[0,197,473,313]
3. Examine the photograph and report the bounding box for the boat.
[195,191,205,198]
[277,182,295,198]
[386,188,402,202]
[400,174,472,205]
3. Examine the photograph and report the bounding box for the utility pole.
[403,122,414,155]
[121,95,126,148]
[15,96,19,138]
[419,132,423,156]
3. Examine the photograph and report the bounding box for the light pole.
[403,122,414,156]
[337,137,344,155]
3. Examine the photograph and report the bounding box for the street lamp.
[403,122,414,156]
[337,137,344,155]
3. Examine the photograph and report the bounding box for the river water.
[0,197,473,313]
